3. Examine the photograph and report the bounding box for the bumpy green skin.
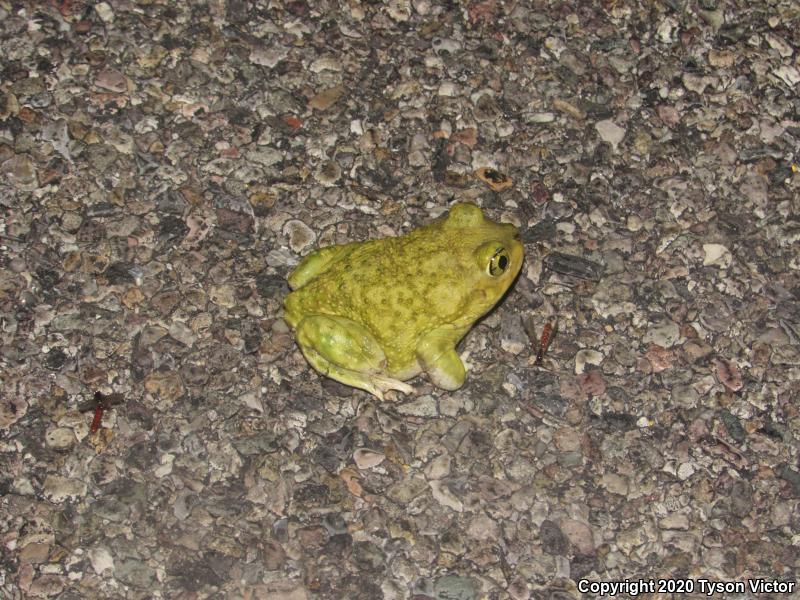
[284,203,524,399]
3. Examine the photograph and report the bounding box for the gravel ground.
[2,1,800,599]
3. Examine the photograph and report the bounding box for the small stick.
[79,391,125,433]
[90,402,104,433]
[534,319,555,366]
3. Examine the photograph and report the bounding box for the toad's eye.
[488,248,510,276]
[476,241,512,276]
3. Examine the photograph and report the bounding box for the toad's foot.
[368,376,415,401]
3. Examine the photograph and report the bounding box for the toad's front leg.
[416,325,470,391]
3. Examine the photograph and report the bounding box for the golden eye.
[488,248,510,276]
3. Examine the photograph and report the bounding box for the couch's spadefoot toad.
[284,203,523,399]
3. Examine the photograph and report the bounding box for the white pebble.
[353,448,385,470]
[677,462,695,480]
[702,243,732,268]
[89,547,114,574]
[575,349,603,374]
[595,119,626,151]
[94,2,114,23]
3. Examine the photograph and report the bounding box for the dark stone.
[295,525,328,548]
[531,391,569,419]
[431,139,452,183]
[521,218,556,244]
[101,478,147,506]
[116,558,156,589]
[322,512,348,534]
[729,480,753,518]
[225,0,249,24]
[105,262,137,285]
[130,340,153,382]
[570,554,596,579]
[44,347,67,370]
[231,433,279,456]
[312,445,342,474]
[598,412,637,432]
[241,319,263,354]
[126,440,159,471]
[434,574,475,600]
[167,554,225,591]
[543,252,603,281]
[158,215,189,245]
[76,218,107,243]
[255,274,288,299]
[150,290,182,316]
[716,23,747,45]
[779,466,800,497]
[352,541,386,572]
[539,519,569,555]
[93,496,130,522]
[216,207,254,233]
[320,378,356,398]
[180,362,209,386]
[759,419,786,442]
[262,540,286,570]
[36,267,61,289]
[214,195,254,233]
[323,532,352,556]
[719,409,746,444]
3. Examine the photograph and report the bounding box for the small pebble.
[595,119,626,150]
[353,448,385,470]
[702,243,732,268]
[94,2,115,22]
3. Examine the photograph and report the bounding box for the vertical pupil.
[499,255,508,270]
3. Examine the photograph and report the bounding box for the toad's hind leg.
[294,315,414,400]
